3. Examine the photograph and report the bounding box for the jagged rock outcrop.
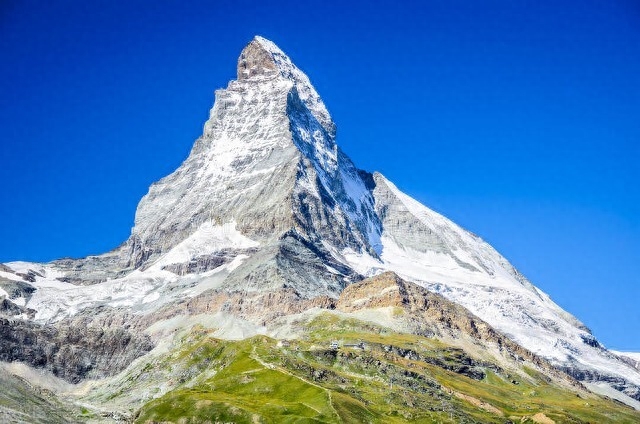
[115,37,379,294]
[559,366,640,401]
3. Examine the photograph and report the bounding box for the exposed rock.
[450,390,504,416]
[161,247,258,275]
[0,366,79,424]
[337,272,582,388]
[237,38,279,80]
[0,277,36,301]
[616,353,640,372]
[0,263,14,273]
[15,269,43,282]
[0,298,36,318]
[375,343,491,380]
[559,366,640,401]
[1,35,638,414]
[51,252,129,285]
[139,286,337,329]
[531,412,555,424]
[0,316,153,383]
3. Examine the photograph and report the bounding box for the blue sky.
[1,1,638,350]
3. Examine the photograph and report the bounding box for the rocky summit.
[1,36,639,423]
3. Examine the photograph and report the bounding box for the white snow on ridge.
[24,269,176,322]
[612,351,640,363]
[5,261,65,280]
[0,269,22,282]
[586,382,640,410]
[19,265,228,323]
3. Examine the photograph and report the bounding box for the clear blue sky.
[1,1,638,350]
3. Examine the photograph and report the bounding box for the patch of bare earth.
[530,412,555,424]
[452,390,504,416]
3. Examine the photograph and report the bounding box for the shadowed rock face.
[559,366,640,402]
[0,278,36,302]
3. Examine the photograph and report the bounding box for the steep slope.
[1,35,639,412]
[124,36,381,291]
[614,351,640,372]
[130,332,639,423]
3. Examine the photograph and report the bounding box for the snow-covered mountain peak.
[120,36,379,271]
[236,36,334,136]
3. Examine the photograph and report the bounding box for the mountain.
[1,36,639,421]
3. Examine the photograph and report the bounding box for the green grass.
[133,314,640,424]
[136,336,338,423]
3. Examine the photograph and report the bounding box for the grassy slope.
[133,314,640,424]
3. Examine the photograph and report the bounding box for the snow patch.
[150,221,259,269]
[612,351,640,362]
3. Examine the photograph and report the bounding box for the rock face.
[0,316,153,383]
[1,36,640,406]
[237,38,279,79]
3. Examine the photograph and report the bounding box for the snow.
[585,382,640,410]
[4,228,258,322]
[13,249,253,323]
[0,270,22,281]
[24,269,172,322]
[150,220,259,269]
[180,256,250,298]
[4,261,41,274]
[612,351,640,362]
[131,73,298,252]
[5,261,66,280]
[252,35,333,133]
[339,165,383,254]
[12,297,26,307]
[338,246,385,277]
